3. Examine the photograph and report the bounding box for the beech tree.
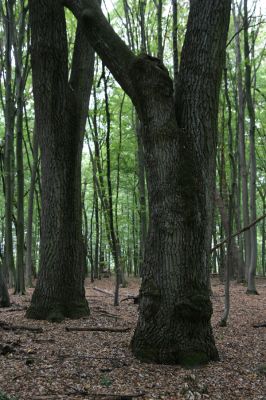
[65,0,231,365]
[26,0,94,321]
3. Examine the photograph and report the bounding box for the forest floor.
[0,277,265,400]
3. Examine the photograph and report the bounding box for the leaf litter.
[0,277,265,400]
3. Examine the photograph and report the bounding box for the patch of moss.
[256,364,266,375]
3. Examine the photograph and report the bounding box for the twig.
[93,287,114,297]
[65,326,130,332]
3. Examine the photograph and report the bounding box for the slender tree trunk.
[244,0,258,295]
[14,5,28,294]
[25,128,38,287]
[2,0,16,287]
[233,5,251,273]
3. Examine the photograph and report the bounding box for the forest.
[0,0,265,399]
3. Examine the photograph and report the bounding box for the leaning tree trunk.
[66,0,231,365]
[26,0,94,321]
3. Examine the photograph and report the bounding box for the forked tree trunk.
[66,0,231,365]
[26,1,94,321]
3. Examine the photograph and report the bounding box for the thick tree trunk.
[67,0,231,365]
[26,1,94,321]
[136,118,147,277]
[130,55,219,365]
[0,263,10,308]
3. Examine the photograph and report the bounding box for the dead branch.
[93,287,114,297]
[0,320,43,333]
[66,384,145,398]
[65,326,130,333]
[253,322,266,328]
[211,213,266,252]
[120,295,139,304]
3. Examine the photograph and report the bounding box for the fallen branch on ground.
[0,320,43,333]
[93,287,114,297]
[120,295,139,304]
[66,385,145,399]
[65,326,130,332]
[253,322,266,328]
[93,307,121,319]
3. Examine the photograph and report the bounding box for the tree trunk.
[0,263,10,308]
[233,5,251,273]
[14,5,28,294]
[67,0,231,365]
[25,128,38,287]
[136,117,147,277]
[2,0,16,287]
[26,1,94,321]
[244,0,258,295]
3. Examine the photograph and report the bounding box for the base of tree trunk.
[131,320,219,367]
[26,299,90,322]
[0,298,11,308]
[246,289,259,295]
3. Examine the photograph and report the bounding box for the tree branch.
[64,0,137,101]
[211,214,266,252]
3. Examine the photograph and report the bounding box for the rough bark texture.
[66,0,231,365]
[26,0,94,321]
[0,263,10,308]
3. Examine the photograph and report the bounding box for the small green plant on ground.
[0,390,18,400]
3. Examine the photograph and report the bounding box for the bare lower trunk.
[26,2,94,321]
[0,264,10,307]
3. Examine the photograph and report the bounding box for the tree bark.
[244,0,258,295]
[233,4,251,273]
[0,263,10,307]
[2,0,16,287]
[25,128,38,287]
[26,1,94,321]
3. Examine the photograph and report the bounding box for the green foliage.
[100,374,112,387]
